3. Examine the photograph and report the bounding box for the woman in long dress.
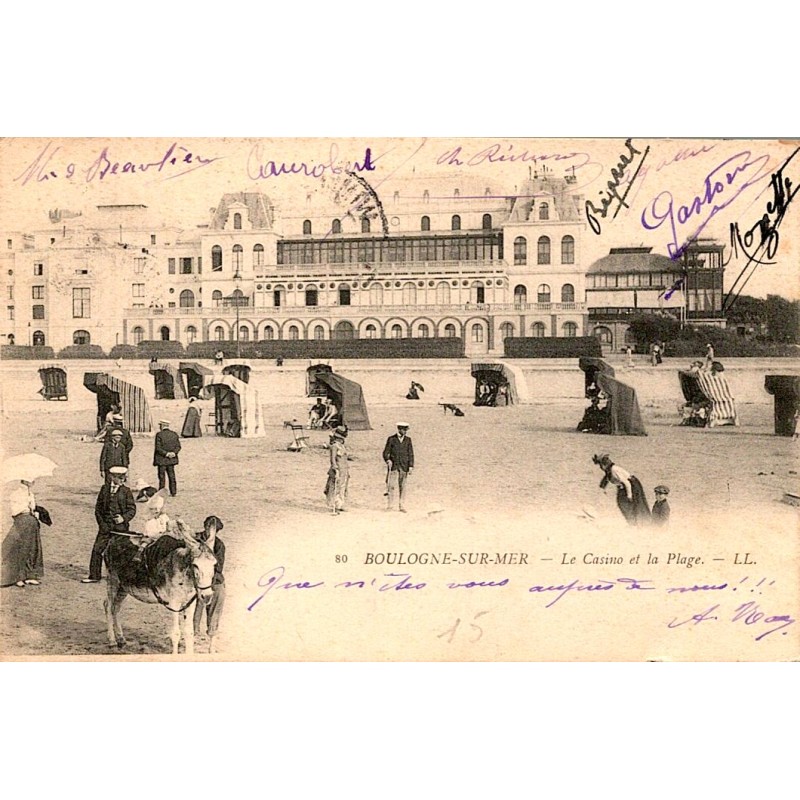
[592,454,651,526]
[1,480,44,587]
[181,398,202,438]
[325,427,350,515]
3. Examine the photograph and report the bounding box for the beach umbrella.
[2,453,58,483]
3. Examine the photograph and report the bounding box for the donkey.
[103,521,217,654]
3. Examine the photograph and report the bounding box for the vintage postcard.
[0,136,797,661]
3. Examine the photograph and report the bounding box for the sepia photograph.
[1,136,798,661]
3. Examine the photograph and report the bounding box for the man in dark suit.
[154,419,182,497]
[81,466,137,583]
[99,428,130,482]
[382,422,414,512]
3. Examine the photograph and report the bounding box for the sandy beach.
[1,358,798,659]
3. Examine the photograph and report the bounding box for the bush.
[0,345,56,360]
[56,344,107,359]
[504,337,601,358]
[136,340,186,358]
[665,339,798,358]
[186,338,466,360]
[109,344,139,360]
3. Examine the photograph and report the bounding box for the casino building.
[1,172,590,355]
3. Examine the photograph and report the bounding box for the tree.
[725,294,766,326]
[626,315,682,349]
[765,295,800,343]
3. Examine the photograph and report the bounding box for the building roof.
[588,247,677,274]
[508,175,582,222]
[210,193,275,230]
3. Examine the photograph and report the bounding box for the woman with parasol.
[1,454,57,587]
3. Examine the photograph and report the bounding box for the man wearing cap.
[652,486,671,527]
[193,516,226,653]
[99,427,130,482]
[111,413,134,456]
[82,467,136,583]
[383,422,414,512]
[153,419,182,497]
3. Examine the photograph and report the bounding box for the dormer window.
[234,213,242,230]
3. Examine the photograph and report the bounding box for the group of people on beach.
[1,406,226,647]
[592,453,670,527]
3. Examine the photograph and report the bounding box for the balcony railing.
[125,301,585,318]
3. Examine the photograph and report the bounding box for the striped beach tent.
[149,361,187,400]
[695,370,738,427]
[201,374,265,437]
[84,373,153,433]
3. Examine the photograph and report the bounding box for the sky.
[1,136,797,300]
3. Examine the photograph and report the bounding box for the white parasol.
[2,453,59,483]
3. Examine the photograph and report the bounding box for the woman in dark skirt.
[592,454,651,526]
[181,398,202,438]
[1,480,44,587]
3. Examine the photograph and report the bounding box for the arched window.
[211,245,222,271]
[263,325,274,340]
[451,215,461,231]
[471,323,484,343]
[418,323,430,338]
[212,290,223,307]
[402,282,417,306]
[253,244,264,267]
[444,323,457,338]
[313,325,325,340]
[233,212,242,230]
[332,219,342,234]
[482,214,492,230]
[421,216,430,232]
[436,281,451,305]
[232,245,243,271]
[561,283,575,303]
[561,235,575,264]
[537,236,551,265]
[239,326,250,342]
[132,326,144,345]
[500,322,514,340]
[73,330,90,345]
[539,203,549,220]
[514,285,528,306]
[369,283,384,305]
[214,326,225,341]
[288,325,300,340]
[32,330,45,346]
[185,325,197,344]
[391,324,403,339]
[303,219,312,235]
[514,236,527,265]
[562,321,578,338]
[160,326,170,341]
[537,284,551,303]
[231,289,245,306]
[361,217,370,233]
[593,326,613,344]
[531,322,546,338]
[179,289,195,308]
[364,323,377,339]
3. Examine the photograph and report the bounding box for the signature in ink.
[13,140,223,186]
[247,143,375,180]
[437,142,591,171]
[640,150,771,260]
[727,146,800,267]
[667,601,795,641]
[585,138,649,235]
